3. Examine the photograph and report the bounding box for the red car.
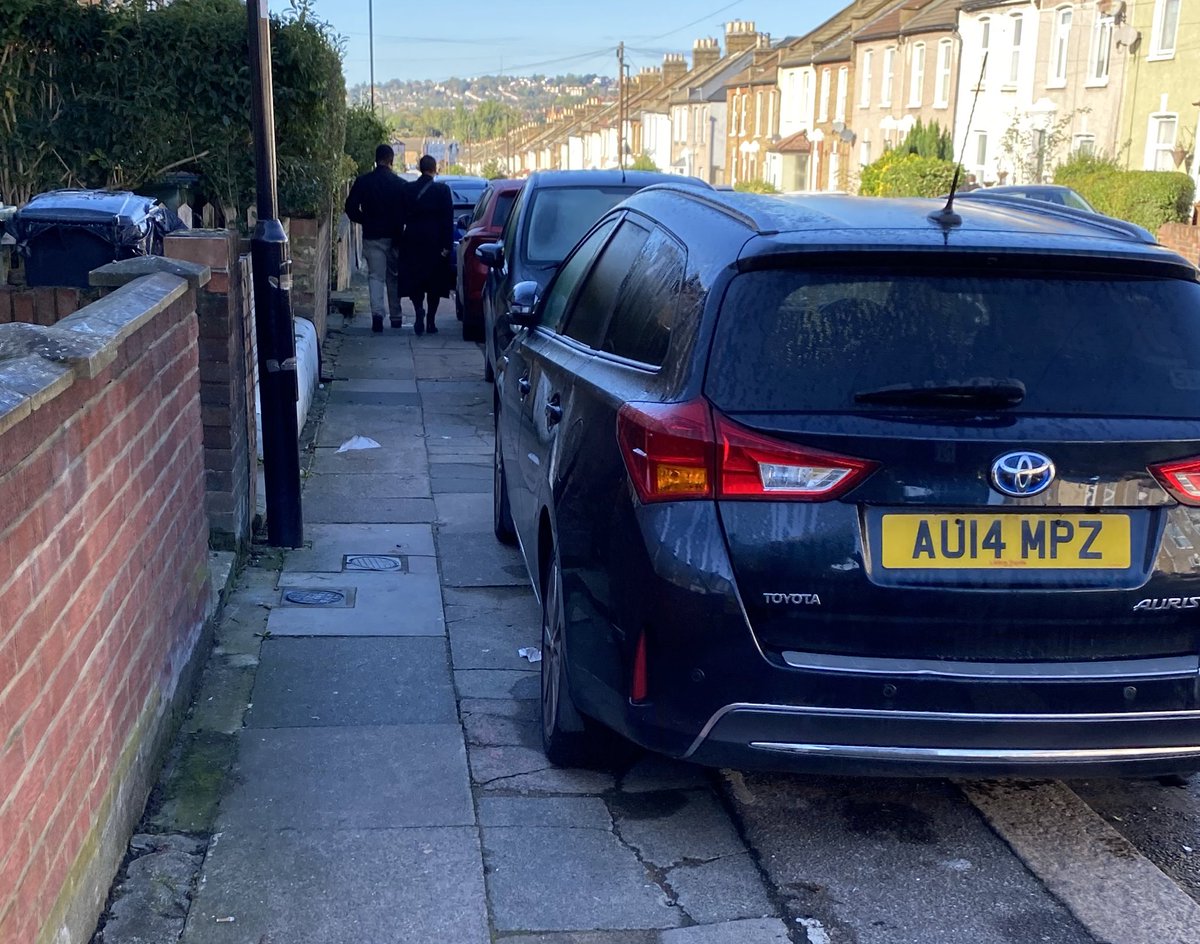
[456,177,524,342]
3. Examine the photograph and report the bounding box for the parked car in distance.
[476,169,711,382]
[492,184,1200,778]
[958,184,1096,213]
[457,178,524,342]
[441,175,490,293]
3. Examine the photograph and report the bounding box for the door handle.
[544,397,563,426]
[518,376,531,398]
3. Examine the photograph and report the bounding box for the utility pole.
[617,42,626,171]
[368,0,376,110]
[246,0,303,548]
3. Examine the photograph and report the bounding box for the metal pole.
[368,0,376,111]
[246,0,303,548]
[617,43,625,171]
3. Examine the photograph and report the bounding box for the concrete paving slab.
[219,725,473,829]
[478,796,613,829]
[446,586,541,669]
[611,792,747,867]
[327,390,420,408]
[246,637,456,728]
[315,412,424,447]
[282,523,436,573]
[302,495,437,524]
[302,469,431,501]
[181,827,489,944]
[330,378,418,394]
[434,493,495,533]
[494,935,656,944]
[483,826,682,931]
[309,439,427,474]
[619,757,711,794]
[462,709,541,749]
[439,532,529,586]
[455,669,539,700]
[268,571,444,636]
[659,919,791,944]
[469,745,617,794]
[430,461,492,493]
[460,696,541,723]
[664,855,776,925]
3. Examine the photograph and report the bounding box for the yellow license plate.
[880,514,1131,570]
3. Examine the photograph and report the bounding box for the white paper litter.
[336,435,381,453]
[518,647,542,663]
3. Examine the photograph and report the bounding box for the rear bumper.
[683,702,1200,777]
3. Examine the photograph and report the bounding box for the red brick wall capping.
[91,256,211,293]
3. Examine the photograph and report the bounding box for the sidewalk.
[98,286,796,944]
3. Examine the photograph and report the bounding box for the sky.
[270,0,849,86]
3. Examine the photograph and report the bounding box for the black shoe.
[372,316,383,333]
[426,323,439,334]
[390,319,403,329]
[413,322,424,336]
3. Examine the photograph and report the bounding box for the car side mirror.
[476,242,503,268]
[507,281,540,327]
[456,213,472,230]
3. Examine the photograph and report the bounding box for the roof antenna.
[929,52,987,229]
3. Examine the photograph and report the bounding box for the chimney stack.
[634,66,663,91]
[692,37,722,71]
[661,52,688,84]
[724,19,759,56]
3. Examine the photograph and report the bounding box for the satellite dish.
[839,128,857,144]
[831,121,846,133]
[1115,24,1140,47]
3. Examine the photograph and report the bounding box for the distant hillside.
[348,73,617,121]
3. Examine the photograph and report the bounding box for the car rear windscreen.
[524,187,638,265]
[706,268,1200,418]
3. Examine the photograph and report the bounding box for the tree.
[480,159,507,180]
[345,105,392,176]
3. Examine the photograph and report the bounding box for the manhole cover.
[344,554,407,572]
[280,588,350,607]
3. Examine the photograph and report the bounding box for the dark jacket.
[344,165,405,240]
[400,174,454,295]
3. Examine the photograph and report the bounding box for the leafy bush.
[895,119,954,160]
[861,154,960,198]
[0,0,347,222]
[629,152,659,172]
[1053,162,1195,231]
[480,159,508,180]
[345,105,393,176]
[734,179,780,194]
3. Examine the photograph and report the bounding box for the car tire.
[493,428,516,545]
[463,311,484,343]
[540,548,635,769]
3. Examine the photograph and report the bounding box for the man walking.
[345,144,406,332]
[400,155,454,335]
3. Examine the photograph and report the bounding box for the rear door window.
[538,219,618,334]
[470,188,493,226]
[706,267,1200,418]
[493,191,518,230]
[600,229,685,366]
[561,219,651,348]
[523,186,639,265]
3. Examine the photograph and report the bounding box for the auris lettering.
[762,593,822,606]
[1133,597,1200,612]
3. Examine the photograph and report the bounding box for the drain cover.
[278,587,354,607]
[344,554,408,573]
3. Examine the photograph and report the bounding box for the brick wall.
[0,286,86,325]
[163,231,258,548]
[0,273,210,944]
[1159,222,1200,266]
[289,215,330,343]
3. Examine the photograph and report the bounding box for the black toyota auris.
[493,184,1200,778]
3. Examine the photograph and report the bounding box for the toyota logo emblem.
[991,451,1056,497]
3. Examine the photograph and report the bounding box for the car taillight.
[617,400,714,503]
[630,632,648,703]
[715,413,877,500]
[617,399,875,503]
[1150,457,1200,505]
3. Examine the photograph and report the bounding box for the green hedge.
[1,0,348,222]
[861,153,960,198]
[734,179,780,194]
[1053,163,1195,232]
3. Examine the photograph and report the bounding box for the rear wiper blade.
[854,378,1026,408]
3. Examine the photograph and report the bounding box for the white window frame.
[860,139,872,166]
[861,49,874,107]
[1050,6,1072,87]
[881,46,896,106]
[1073,133,1096,155]
[977,18,992,88]
[1149,0,1181,59]
[818,68,831,122]
[1008,13,1024,86]
[835,66,848,122]
[1146,113,1178,170]
[908,43,926,107]
[1088,14,1113,85]
[974,131,988,172]
[935,39,953,107]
